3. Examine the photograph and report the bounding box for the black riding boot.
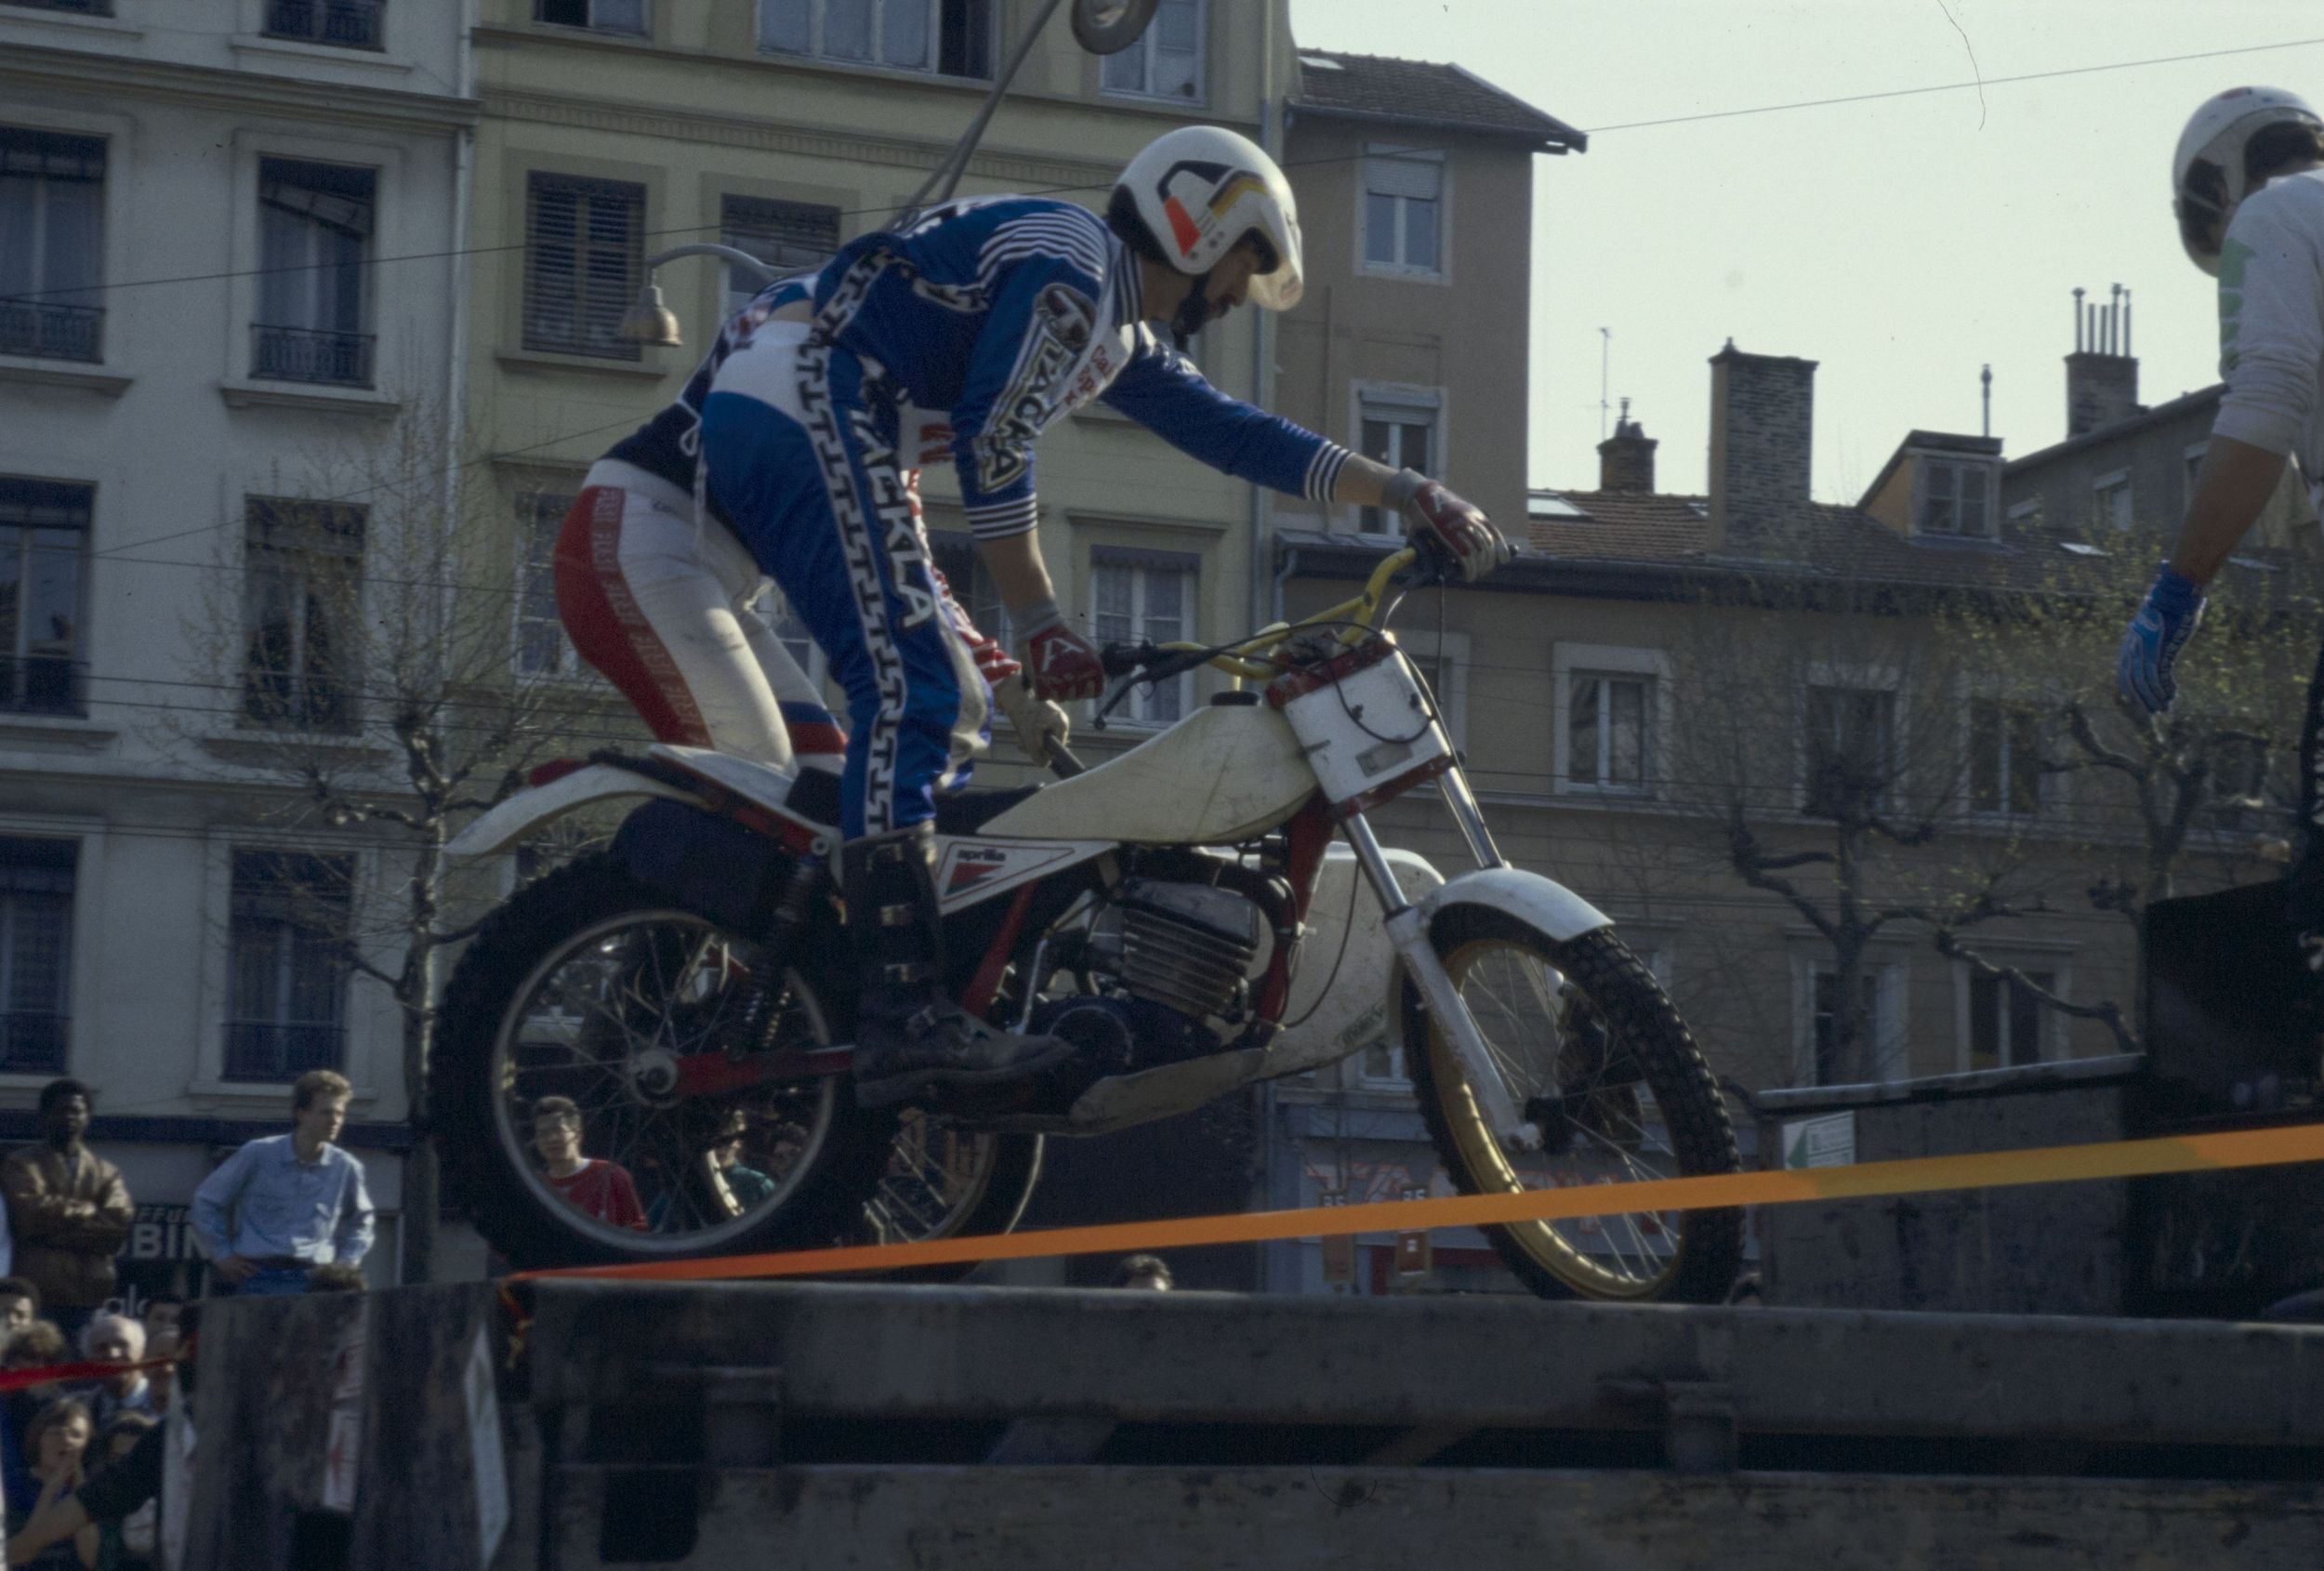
[844,824,1074,1108]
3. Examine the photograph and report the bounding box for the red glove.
[964,630,1021,689]
[1015,601,1104,703]
[1382,469,1513,583]
[931,565,1023,688]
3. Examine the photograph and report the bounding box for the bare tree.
[178,400,614,1282]
[1924,527,2320,1048]
[1667,555,1986,1089]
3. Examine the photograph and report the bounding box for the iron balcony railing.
[223,1021,344,1083]
[1,656,87,719]
[262,0,383,47]
[251,323,376,388]
[0,1013,69,1076]
[0,298,103,363]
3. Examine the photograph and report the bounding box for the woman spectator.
[11,1396,97,1568]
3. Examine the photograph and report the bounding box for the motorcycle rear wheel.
[1404,912,1743,1303]
[433,853,894,1269]
[854,1122,1044,1279]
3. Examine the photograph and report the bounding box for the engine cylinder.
[1094,878,1262,1021]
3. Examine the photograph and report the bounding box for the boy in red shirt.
[532,1096,647,1231]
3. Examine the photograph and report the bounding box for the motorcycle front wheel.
[433,852,895,1269]
[1404,912,1744,1303]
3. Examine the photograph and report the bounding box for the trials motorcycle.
[433,546,1745,1302]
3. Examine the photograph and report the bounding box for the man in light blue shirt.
[191,1070,374,1297]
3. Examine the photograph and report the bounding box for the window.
[1361,147,1443,278]
[1802,961,1904,1087]
[242,497,363,734]
[1919,457,1994,537]
[254,160,376,387]
[523,173,644,360]
[1100,0,1200,99]
[2184,443,2208,511]
[1568,671,1653,794]
[262,0,385,49]
[0,478,88,716]
[515,491,576,678]
[719,194,839,319]
[1355,392,1437,533]
[1803,685,1895,817]
[1968,970,2053,1071]
[535,0,644,34]
[930,533,1011,652]
[0,128,105,363]
[2093,470,2132,533]
[0,838,73,1075]
[751,586,827,694]
[759,0,994,79]
[2202,733,2270,828]
[1092,548,1193,728]
[1968,699,2043,816]
[224,850,351,1081]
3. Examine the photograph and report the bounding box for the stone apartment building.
[0,0,477,1288]
[2001,288,2312,548]
[464,0,1305,772]
[1262,308,2318,1295]
[1244,50,1586,1296]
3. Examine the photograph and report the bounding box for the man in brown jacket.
[2,1079,132,1340]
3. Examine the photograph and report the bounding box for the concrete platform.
[185,1280,2324,1570]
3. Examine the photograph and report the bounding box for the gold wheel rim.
[1428,937,1686,1300]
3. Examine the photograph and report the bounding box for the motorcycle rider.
[699,125,1513,1107]
[2117,86,2324,966]
[553,279,1049,777]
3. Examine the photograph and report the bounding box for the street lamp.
[617,244,786,349]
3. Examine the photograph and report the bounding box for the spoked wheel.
[853,1120,1044,1276]
[1405,912,1743,1303]
[434,855,893,1269]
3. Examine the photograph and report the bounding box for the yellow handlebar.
[1156,547,1417,681]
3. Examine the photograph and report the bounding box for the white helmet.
[2172,86,2324,275]
[1115,125,1304,310]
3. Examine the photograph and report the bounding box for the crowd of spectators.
[0,1070,376,1568]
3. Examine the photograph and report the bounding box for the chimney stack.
[2065,284,2139,436]
[1708,340,1817,553]
[1596,397,1657,492]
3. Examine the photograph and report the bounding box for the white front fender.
[444,765,704,860]
[1418,866,1613,945]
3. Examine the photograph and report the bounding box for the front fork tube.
[1341,813,1542,1154]
[1438,765,1505,870]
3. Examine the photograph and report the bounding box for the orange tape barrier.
[509,1120,2324,1288]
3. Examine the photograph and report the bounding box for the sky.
[1285,0,2324,502]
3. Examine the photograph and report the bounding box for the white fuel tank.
[976,701,1316,846]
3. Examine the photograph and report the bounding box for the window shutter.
[1365,153,1441,201]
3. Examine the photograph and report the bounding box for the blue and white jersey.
[802,196,1352,540]
[604,272,819,520]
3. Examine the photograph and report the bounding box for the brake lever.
[1090,672,1139,732]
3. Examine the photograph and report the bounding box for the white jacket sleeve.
[2212,178,2324,456]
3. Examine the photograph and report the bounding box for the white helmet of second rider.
[2172,86,2324,275]
[1115,125,1304,310]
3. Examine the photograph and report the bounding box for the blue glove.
[2115,563,2205,716]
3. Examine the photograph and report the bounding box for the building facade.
[462,0,1304,779]
[1251,51,1585,1296]
[0,0,478,1289]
